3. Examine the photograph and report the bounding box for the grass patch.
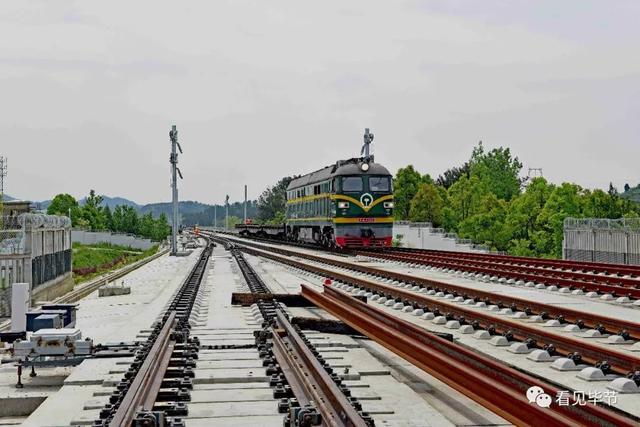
[72,242,159,284]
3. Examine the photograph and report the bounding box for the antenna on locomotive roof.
[361,128,374,162]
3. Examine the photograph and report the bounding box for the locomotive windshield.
[341,176,363,192]
[369,176,391,192]
[339,175,391,193]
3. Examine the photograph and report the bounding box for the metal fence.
[0,286,9,320]
[0,216,24,255]
[32,249,72,288]
[563,217,640,265]
[0,213,72,316]
[564,217,640,231]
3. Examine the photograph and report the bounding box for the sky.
[1,0,639,205]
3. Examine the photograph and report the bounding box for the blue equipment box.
[41,304,78,328]
[26,310,66,331]
[32,314,63,331]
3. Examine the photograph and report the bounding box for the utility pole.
[225,195,229,231]
[0,157,7,222]
[169,126,183,255]
[244,185,247,224]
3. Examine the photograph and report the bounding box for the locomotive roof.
[287,158,391,190]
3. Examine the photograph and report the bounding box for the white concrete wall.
[392,223,487,253]
[72,230,155,250]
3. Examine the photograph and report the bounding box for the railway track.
[212,230,640,299]
[208,232,640,425]
[93,240,213,426]
[222,236,374,426]
[302,285,635,427]
[390,246,640,278]
[237,243,640,372]
[361,248,640,300]
[211,234,640,335]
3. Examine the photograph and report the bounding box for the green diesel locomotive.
[285,157,393,248]
[238,129,394,248]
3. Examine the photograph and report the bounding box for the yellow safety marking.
[287,217,394,224]
[332,217,394,224]
[286,193,331,204]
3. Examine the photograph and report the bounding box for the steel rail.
[96,239,212,426]
[363,250,640,297]
[238,242,640,339]
[226,238,370,426]
[390,247,640,277]
[203,229,640,278]
[230,247,271,293]
[302,285,637,427]
[109,311,177,426]
[272,311,368,427]
[238,244,640,376]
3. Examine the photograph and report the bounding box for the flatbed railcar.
[236,223,285,239]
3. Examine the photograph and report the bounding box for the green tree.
[504,178,554,244]
[509,238,537,257]
[469,141,523,201]
[153,213,171,240]
[80,190,107,230]
[226,215,241,229]
[408,183,443,226]
[121,205,139,234]
[458,193,510,250]
[112,205,125,232]
[137,212,155,238]
[389,144,640,259]
[436,163,470,189]
[266,211,286,226]
[257,177,293,222]
[103,205,114,231]
[47,194,81,225]
[535,183,584,258]
[446,175,488,228]
[393,165,425,220]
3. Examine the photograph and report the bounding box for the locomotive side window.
[342,176,363,192]
[369,176,390,192]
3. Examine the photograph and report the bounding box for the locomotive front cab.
[333,162,394,248]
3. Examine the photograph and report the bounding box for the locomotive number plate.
[358,218,375,223]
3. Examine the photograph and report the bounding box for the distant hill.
[622,186,640,203]
[141,200,259,226]
[1,194,16,202]
[139,200,212,218]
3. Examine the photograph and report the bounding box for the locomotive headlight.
[338,201,350,209]
[384,201,394,209]
[361,163,369,171]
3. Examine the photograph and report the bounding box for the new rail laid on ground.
[204,231,639,426]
